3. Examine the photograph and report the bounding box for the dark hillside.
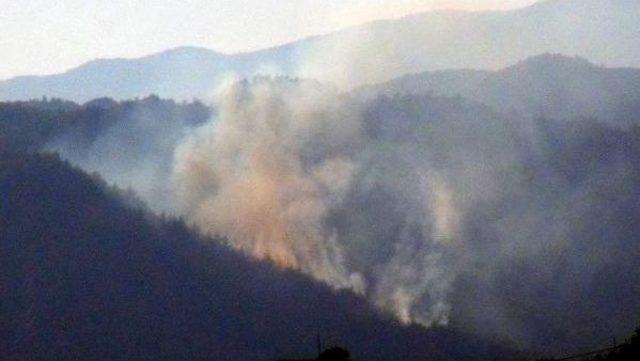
[0,151,510,360]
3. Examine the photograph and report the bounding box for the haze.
[0,0,538,80]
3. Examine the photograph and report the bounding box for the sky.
[0,0,539,80]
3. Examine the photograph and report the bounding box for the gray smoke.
[46,74,640,354]
[172,78,460,325]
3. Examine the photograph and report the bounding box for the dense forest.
[0,149,512,360]
[2,55,640,359]
[0,96,210,153]
[3,0,640,359]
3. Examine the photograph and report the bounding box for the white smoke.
[173,78,365,289]
[171,77,458,325]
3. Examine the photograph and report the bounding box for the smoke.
[46,97,200,214]
[43,59,640,353]
[171,78,463,325]
[173,79,363,289]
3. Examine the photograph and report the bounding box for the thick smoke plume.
[173,78,455,325]
[174,79,363,288]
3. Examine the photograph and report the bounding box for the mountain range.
[1,0,639,102]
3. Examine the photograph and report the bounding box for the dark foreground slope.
[0,151,510,360]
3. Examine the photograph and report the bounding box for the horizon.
[0,0,539,80]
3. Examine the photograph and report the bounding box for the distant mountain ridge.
[1,0,640,101]
[361,54,640,125]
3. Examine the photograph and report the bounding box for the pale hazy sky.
[0,0,539,80]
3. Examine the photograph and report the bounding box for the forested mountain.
[1,0,639,101]
[0,150,511,360]
[361,54,640,126]
[0,96,211,213]
[2,71,640,357]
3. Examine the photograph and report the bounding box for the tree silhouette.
[317,347,351,361]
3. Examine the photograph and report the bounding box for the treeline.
[539,328,640,361]
[0,95,210,153]
[593,329,640,361]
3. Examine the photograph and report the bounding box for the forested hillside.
[2,79,640,356]
[4,0,640,360]
[0,150,508,360]
[0,96,210,153]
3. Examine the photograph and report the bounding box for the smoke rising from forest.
[47,57,640,351]
[172,79,458,325]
